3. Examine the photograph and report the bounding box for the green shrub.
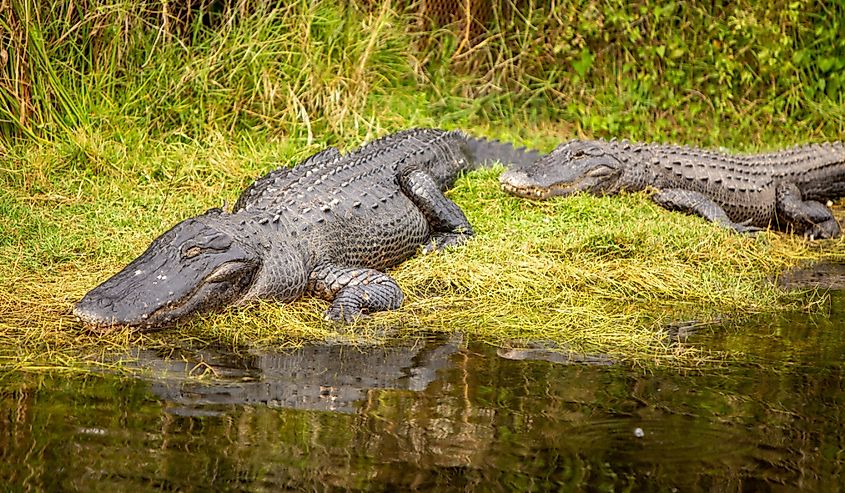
[1,1,843,146]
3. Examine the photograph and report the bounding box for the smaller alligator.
[74,128,540,330]
[500,139,845,238]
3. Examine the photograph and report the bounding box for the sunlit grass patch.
[1,144,838,372]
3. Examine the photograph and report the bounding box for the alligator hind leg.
[652,188,763,234]
[775,183,841,239]
[307,264,404,322]
[400,169,474,252]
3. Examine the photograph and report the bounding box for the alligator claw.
[732,223,764,235]
[422,232,470,253]
[802,220,841,240]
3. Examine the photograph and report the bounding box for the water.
[1,292,844,490]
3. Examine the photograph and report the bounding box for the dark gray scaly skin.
[74,128,541,330]
[500,139,845,239]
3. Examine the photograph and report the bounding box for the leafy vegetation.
[1,0,845,370]
[2,0,844,144]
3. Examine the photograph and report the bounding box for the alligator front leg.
[307,263,404,322]
[651,189,763,234]
[400,169,474,252]
[775,183,841,239]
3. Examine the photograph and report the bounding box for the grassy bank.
[2,1,845,369]
[0,134,839,370]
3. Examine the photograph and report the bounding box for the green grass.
[0,135,840,371]
[2,1,845,371]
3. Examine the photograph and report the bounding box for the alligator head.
[500,140,625,199]
[74,211,260,331]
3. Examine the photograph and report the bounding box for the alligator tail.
[464,135,543,169]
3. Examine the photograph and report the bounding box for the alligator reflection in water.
[130,334,462,414]
[778,260,845,290]
[496,340,615,365]
[2,313,844,490]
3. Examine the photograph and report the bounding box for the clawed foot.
[802,220,841,240]
[422,232,470,254]
[730,222,764,235]
[716,217,763,235]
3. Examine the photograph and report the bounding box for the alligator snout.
[73,292,144,330]
[500,169,550,199]
[499,169,531,189]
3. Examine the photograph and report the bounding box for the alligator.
[500,139,845,239]
[74,128,541,330]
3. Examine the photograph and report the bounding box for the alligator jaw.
[72,307,163,334]
[500,169,576,200]
[500,180,556,200]
[72,306,135,333]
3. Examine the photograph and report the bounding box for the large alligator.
[500,139,845,238]
[74,128,540,330]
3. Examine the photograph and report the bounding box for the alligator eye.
[183,246,203,259]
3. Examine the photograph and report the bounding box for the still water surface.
[1,292,844,491]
